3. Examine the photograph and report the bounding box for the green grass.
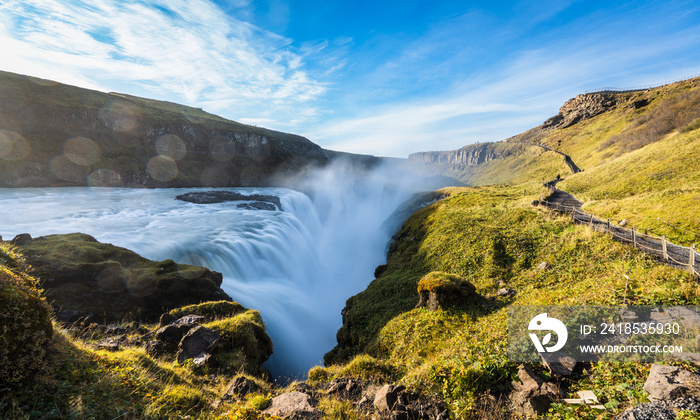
[322,185,700,418]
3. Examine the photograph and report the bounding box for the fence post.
[607,219,610,233]
[690,244,696,275]
[589,213,593,229]
[571,207,575,222]
[632,228,636,247]
[662,236,668,260]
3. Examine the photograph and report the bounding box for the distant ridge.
[0,70,382,188]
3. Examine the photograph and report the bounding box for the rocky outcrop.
[510,365,561,416]
[643,364,700,402]
[264,392,322,419]
[175,190,282,210]
[408,142,509,166]
[543,93,618,129]
[13,232,231,322]
[415,272,480,311]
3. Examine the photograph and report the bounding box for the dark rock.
[644,364,700,402]
[223,376,260,400]
[374,384,406,411]
[96,339,120,351]
[156,324,185,348]
[237,201,277,211]
[159,313,177,327]
[11,233,32,246]
[540,353,577,377]
[105,325,127,336]
[614,401,679,420]
[176,326,220,363]
[264,392,321,419]
[510,365,560,416]
[145,340,163,355]
[176,191,282,211]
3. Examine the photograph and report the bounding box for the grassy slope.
[0,242,274,419]
[322,79,700,418]
[321,186,700,418]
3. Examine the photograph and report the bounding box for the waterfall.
[0,164,424,378]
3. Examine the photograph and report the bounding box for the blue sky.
[1,0,700,157]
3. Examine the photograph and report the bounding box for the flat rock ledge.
[176,191,282,211]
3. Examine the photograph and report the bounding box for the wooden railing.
[539,200,699,277]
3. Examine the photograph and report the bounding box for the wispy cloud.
[0,0,327,123]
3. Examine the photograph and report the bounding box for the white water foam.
[0,165,423,378]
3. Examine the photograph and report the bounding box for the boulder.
[263,392,321,419]
[172,314,206,327]
[176,325,220,363]
[155,324,185,348]
[223,376,260,401]
[374,384,406,411]
[159,313,177,327]
[11,233,32,246]
[510,365,560,416]
[540,353,577,377]
[415,272,479,311]
[497,288,516,298]
[644,364,700,402]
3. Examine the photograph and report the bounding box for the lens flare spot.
[97,264,127,293]
[64,137,101,166]
[209,136,237,162]
[156,134,186,160]
[88,169,123,187]
[98,100,139,132]
[0,130,30,160]
[147,156,178,181]
[50,155,87,183]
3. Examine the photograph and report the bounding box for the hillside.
[407,77,700,245]
[320,78,700,418]
[0,70,380,188]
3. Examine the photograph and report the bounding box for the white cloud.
[0,0,326,118]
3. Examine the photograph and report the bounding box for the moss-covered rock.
[415,271,479,311]
[169,300,246,321]
[0,244,53,386]
[205,310,273,375]
[13,233,231,322]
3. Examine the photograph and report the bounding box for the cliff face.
[542,92,619,129]
[408,142,507,166]
[0,71,376,188]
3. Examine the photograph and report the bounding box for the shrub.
[0,245,53,386]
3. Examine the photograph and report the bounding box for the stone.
[614,401,679,420]
[263,392,321,419]
[96,339,120,351]
[374,384,406,411]
[192,352,212,368]
[176,326,220,364]
[159,313,177,327]
[155,324,185,348]
[497,288,516,298]
[510,365,560,416]
[223,376,260,400]
[11,233,32,246]
[145,340,163,355]
[644,364,700,402]
[536,261,548,270]
[540,353,577,377]
[172,314,206,327]
[619,219,628,227]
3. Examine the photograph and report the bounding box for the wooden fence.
[539,200,700,277]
